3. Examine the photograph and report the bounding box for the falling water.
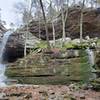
[0,31,12,87]
[86,48,95,66]
[86,48,96,80]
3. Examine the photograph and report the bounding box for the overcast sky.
[0,0,23,29]
[0,0,80,29]
[0,0,98,29]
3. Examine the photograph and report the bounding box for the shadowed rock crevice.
[2,33,24,63]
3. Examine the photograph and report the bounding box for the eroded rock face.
[2,32,24,62]
[2,31,40,62]
[3,44,24,62]
[28,7,100,40]
[5,50,94,84]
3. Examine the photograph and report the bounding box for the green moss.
[62,42,74,49]
[5,49,96,84]
[97,39,100,46]
[34,41,48,49]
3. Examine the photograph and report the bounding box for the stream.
[0,31,12,87]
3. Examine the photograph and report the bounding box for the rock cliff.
[28,7,100,40]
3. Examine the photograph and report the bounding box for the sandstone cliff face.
[28,7,100,40]
[3,31,39,62]
[3,32,24,62]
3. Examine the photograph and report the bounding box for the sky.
[0,0,98,29]
[0,0,80,29]
[0,0,22,29]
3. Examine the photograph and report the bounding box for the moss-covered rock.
[5,49,95,84]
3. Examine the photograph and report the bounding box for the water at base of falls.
[0,64,6,87]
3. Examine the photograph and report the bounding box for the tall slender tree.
[61,0,69,44]
[33,0,42,40]
[14,0,34,56]
[24,0,34,57]
[47,0,56,46]
[80,0,85,43]
[39,0,50,49]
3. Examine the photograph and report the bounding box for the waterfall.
[86,48,95,66]
[0,30,12,87]
[86,48,96,80]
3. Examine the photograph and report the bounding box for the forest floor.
[0,85,100,100]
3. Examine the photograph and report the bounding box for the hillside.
[28,7,100,40]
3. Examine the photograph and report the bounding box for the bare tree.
[80,0,85,43]
[47,0,56,46]
[33,0,42,40]
[39,0,50,49]
[53,0,62,12]
[38,10,41,40]
[14,0,34,56]
[24,0,34,56]
[61,0,69,44]
[53,0,69,45]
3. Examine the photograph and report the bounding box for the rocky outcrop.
[3,32,24,62]
[28,7,100,40]
[2,31,40,62]
[5,50,94,84]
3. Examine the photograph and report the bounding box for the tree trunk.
[52,21,56,46]
[61,8,66,43]
[95,0,98,8]
[80,0,85,43]
[65,0,69,23]
[80,11,83,43]
[38,12,41,40]
[39,0,50,49]
[24,31,27,57]
[61,0,69,45]
[24,0,33,57]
